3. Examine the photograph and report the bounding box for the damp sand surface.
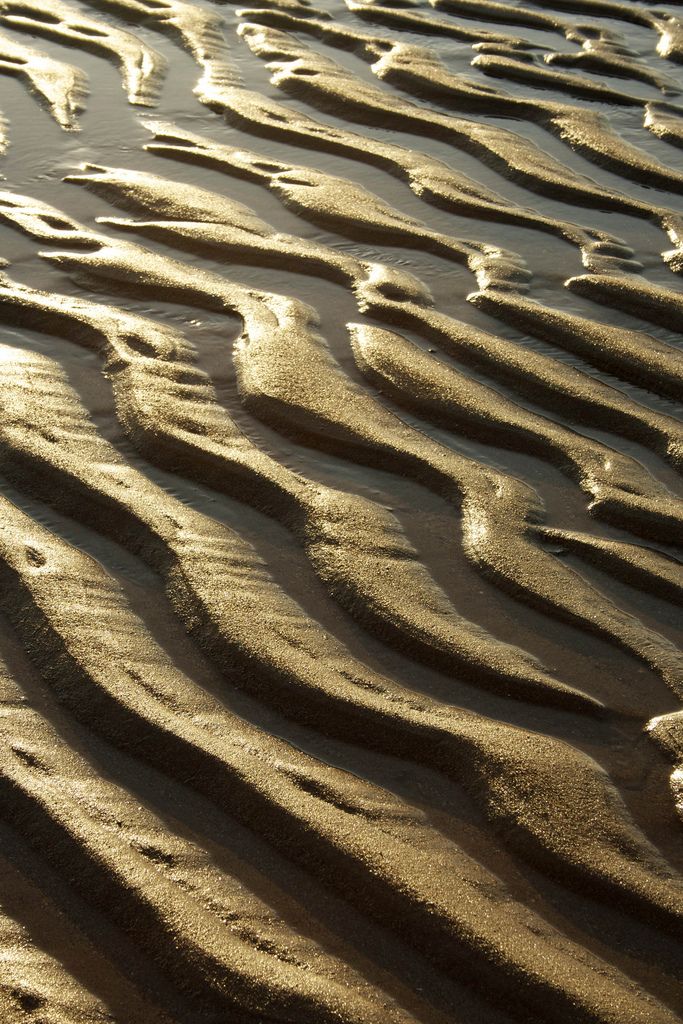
[0,0,680,1022]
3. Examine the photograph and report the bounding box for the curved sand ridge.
[0,0,166,106]
[61,162,683,545]
[468,288,683,401]
[645,103,683,149]
[1,190,679,692]
[0,268,578,707]
[473,51,678,103]
[0,30,86,130]
[238,5,683,218]
[349,322,683,543]
[0,733,117,1023]
[189,57,620,265]
[78,0,237,93]
[648,710,683,823]
[232,16,683,268]
[0,192,581,707]
[375,42,683,198]
[132,128,683,470]
[142,118,538,286]
[433,0,605,36]
[0,640,417,1024]
[68,159,528,311]
[65,160,494,280]
[533,527,683,606]
[354,286,683,481]
[349,319,683,612]
[543,41,680,93]
[341,0,531,47]
[238,23,676,221]
[427,0,683,62]
[0,0,679,1017]
[568,270,683,325]
[0,367,681,1019]
[228,292,683,687]
[0,915,112,1023]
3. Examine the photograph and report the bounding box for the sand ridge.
[0,0,679,1018]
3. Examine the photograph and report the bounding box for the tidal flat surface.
[0,0,681,1021]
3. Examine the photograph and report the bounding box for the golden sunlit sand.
[0,0,680,1021]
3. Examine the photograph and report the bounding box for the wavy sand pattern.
[0,0,680,1021]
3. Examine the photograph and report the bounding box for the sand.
[0,0,680,1021]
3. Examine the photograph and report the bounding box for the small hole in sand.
[154,135,195,148]
[25,546,46,568]
[73,240,107,253]
[138,843,177,865]
[12,990,46,1012]
[308,124,341,139]
[276,174,313,186]
[180,420,208,435]
[252,160,285,172]
[41,215,76,231]
[375,282,408,300]
[12,747,49,772]
[123,332,157,357]
[75,24,109,37]
[292,66,318,76]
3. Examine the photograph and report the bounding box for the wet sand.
[0,0,680,1021]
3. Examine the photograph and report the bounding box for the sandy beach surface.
[0,0,680,1020]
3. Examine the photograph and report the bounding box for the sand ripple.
[0,0,679,1020]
